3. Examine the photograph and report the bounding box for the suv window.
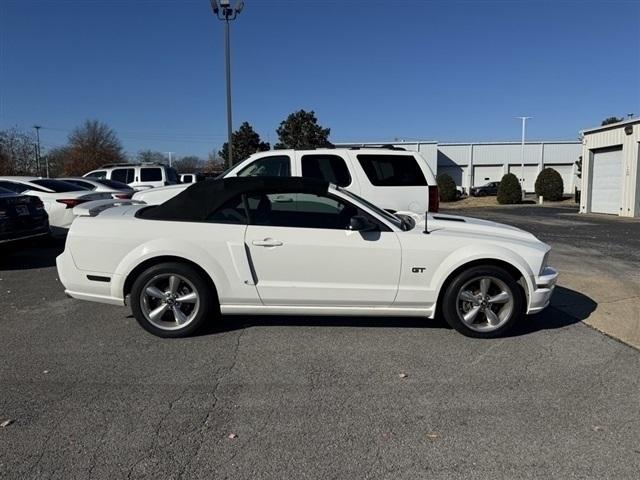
[301,154,351,187]
[246,192,361,230]
[0,181,27,193]
[357,154,427,186]
[237,155,290,177]
[141,167,162,182]
[85,170,107,179]
[111,168,135,184]
[166,168,178,184]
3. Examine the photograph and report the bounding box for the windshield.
[337,187,405,230]
[31,179,90,192]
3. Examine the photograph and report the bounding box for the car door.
[244,190,401,307]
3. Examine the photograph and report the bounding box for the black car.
[0,187,49,245]
[470,181,500,197]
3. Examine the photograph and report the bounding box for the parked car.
[470,181,500,197]
[0,177,112,234]
[58,177,134,199]
[179,173,204,184]
[83,163,179,190]
[0,187,49,245]
[57,177,557,339]
[133,148,439,213]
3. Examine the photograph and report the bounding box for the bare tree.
[137,150,167,164]
[173,155,204,173]
[63,120,125,175]
[0,128,38,175]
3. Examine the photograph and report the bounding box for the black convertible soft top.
[138,176,330,222]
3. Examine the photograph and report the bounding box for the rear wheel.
[130,262,215,338]
[441,265,524,338]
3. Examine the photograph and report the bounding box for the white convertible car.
[57,177,558,338]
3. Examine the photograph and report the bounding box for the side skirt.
[220,304,434,318]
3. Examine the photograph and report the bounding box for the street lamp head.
[235,0,244,13]
[210,0,219,14]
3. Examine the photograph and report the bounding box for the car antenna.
[423,210,430,234]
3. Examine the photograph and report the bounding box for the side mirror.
[349,215,377,231]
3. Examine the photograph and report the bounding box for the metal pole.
[33,125,43,177]
[516,116,530,200]
[224,15,233,168]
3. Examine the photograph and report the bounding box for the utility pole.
[210,0,244,169]
[33,125,45,177]
[164,152,174,168]
[515,117,531,200]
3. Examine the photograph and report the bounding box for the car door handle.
[273,196,293,203]
[252,238,283,247]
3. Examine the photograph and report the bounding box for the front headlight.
[539,251,550,275]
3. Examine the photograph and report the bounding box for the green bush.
[497,173,522,204]
[436,173,457,202]
[535,167,564,201]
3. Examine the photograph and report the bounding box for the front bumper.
[527,266,558,314]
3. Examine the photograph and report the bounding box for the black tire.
[130,262,216,338]
[476,190,487,197]
[441,265,525,338]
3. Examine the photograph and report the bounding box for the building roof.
[581,117,640,135]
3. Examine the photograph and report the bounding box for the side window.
[141,168,162,182]
[206,194,247,224]
[166,168,178,183]
[0,181,27,193]
[301,154,351,187]
[237,155,290,177]
[246,192,360,230]
[357,154,427,186]
[67,180,94,190]
[112,168,135,184]
[85,170,106,179]
[183,175,193,183]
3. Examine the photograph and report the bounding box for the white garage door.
[438,165,466,186]
[473,165,503,187]
[590,148,622,215]
[546,164,575,194]
[508,165,538,192]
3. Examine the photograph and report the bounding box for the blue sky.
[1,0,639,158]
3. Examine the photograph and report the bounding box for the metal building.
[336,140,581,194]
[579,118,640,217]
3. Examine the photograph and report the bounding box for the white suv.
[135,148,439,213]
[83,163,179,190]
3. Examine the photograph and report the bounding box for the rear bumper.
[56,249,125,306]
[527,266,559,314]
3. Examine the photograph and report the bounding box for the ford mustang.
[56,177,558,338]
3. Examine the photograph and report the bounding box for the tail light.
[114,193,132,199]
[428,185,439,213]
[56,198,87,209]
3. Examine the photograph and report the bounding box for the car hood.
[401,212,539,244]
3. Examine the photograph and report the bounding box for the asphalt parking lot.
[1,207,639,479]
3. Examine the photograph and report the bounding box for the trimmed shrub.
[437,173,457,202]
[535,167,564,201]
[497,173,522,204]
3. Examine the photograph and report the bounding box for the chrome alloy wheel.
[140,274,200,331]
[456,276,514,332]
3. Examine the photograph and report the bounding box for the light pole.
[515,116,531,200]
[33,125,46,177]
[210,0,244,169]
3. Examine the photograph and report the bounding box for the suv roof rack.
[341,144,407,151]
[99,162,167,168]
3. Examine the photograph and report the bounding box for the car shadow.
[0,237,65,271]
[199,286,596,338]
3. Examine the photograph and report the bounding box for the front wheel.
[130,262,215,338]
[441,265,525,338]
